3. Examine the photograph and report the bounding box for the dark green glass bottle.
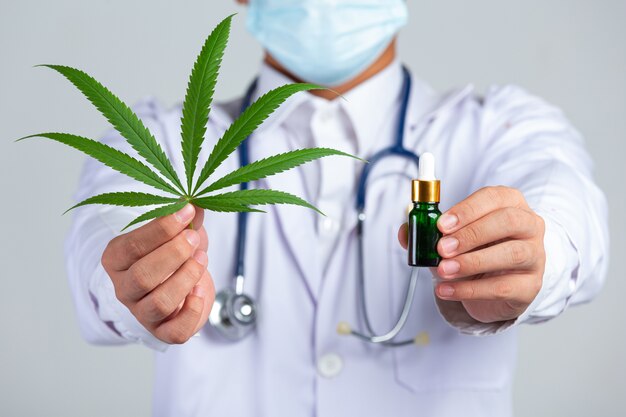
[408,152,442,267]
[408,202,442,266]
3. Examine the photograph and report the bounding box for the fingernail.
[440,260,460,276]
[175,204,195,223]
[438,214,458,231]
[184,230,200,246]
[438,285,455,297]
[440,237,459,255]
[192,284,207,299]
[193,250,208,266]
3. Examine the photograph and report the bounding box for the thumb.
[397,222,408,250]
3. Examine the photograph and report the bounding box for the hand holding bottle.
[399,185,546,323]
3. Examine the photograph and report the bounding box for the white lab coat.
[65,60,609,417]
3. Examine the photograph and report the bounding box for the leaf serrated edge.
[191,83,324,195]
[180,14,234,194]
[63,192,180,215]
[196,147,364,196]
[17,133,182,196]
[122,200,189,231]
[38,64,186,194]
[194,189,325,216]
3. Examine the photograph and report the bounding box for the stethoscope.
[209,66,423,347]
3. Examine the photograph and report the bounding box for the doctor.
[65,0,609,416]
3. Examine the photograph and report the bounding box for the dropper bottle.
[408,152,442,267]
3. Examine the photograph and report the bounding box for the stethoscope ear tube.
[342,214,422,347]
[207,79,260,342]
[342,67,424,347]
[342,265,419,346]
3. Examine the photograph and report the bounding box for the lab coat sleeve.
[435,85,609,335]
[64,98,180,351]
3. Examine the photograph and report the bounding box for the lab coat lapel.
[249,132,321,302]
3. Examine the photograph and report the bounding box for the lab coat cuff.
[433,284,547,336]
[433,295,518,336]
[514,209,581,324]
[90,262,169,352]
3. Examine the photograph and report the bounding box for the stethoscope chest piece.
[209,288,257,340]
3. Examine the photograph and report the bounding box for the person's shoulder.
[450,83,583,156]
[432,82,563,115]
[480,84,564,117]
[433,83,571,134]
[418,81,580,157]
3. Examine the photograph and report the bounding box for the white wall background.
[1,1,624,415]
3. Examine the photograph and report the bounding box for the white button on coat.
[317,353,344,378]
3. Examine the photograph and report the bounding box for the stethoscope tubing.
[215,66,422,346]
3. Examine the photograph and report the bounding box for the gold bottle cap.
[412,179,440,202]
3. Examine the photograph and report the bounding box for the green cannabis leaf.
[180,14,232,195]
[18,14,362,231]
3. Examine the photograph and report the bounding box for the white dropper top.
[418,152,437,180]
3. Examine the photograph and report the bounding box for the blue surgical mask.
[246,0,408,86]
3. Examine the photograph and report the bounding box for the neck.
[264,40,397,101]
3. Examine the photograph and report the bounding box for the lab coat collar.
[283,58,405,158]
[251,59,406,159]
[221,61,474,147]
[249,62,310,133]
[337,58,404,157]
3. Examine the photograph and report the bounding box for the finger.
[191,205,205,230]
[192,270,215,334]
[134,251,208,323]
[104,204,196,271]
[397,223,408,250]
[159,270,214,328]
[190,206,208,252]
[155,291,206,344]
[436,273,541,303]
[438,207,539,257]
[122,229,201,301]
[437,240,538,279]
[197,226,209,253]
[438,186,527,234]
